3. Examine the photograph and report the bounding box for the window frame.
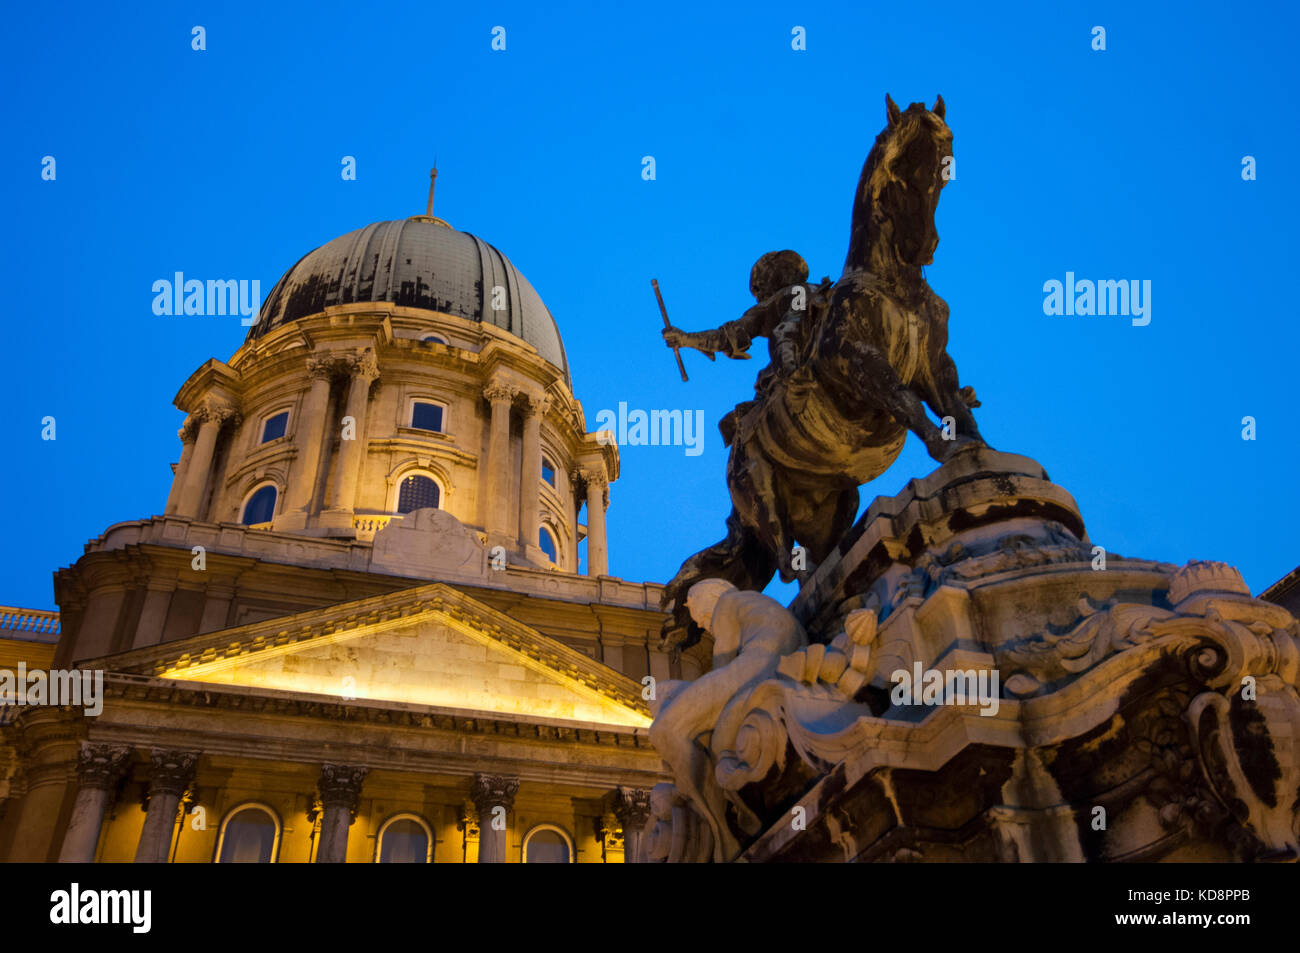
[521,823,575,864]
[374,813,434,864]
[388,468,447,515]
[259,408,291,444]
[213,802,282,864]
[406,397,448,434]
[538,525,560,565]
[541,455,557,488]
[240,481,279,527]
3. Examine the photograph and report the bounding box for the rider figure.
[662,250,831,401]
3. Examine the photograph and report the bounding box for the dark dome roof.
[250,218,570,384]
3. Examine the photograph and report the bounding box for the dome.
[250,218,570,384]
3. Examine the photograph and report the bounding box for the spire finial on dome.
[409,162,451,227]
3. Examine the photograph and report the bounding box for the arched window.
[215,804,280,863]
[241,484,277,525]
[421,334,448,345]
[376,814,432,863]
[539,526,558,564]
[397,474,440,514]
[523,824,572,863]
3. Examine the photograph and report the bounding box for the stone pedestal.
[647,445,1300,864]
[790,445,1088,634]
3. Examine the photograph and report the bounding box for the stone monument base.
[645,446,1300,863]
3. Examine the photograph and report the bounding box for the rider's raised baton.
[652,279,689,383]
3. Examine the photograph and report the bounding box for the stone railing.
[0,606,61,642]
[353,514,401,541]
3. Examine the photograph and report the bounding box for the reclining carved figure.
[647,579,806,862]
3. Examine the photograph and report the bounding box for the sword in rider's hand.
[652,279,689,383]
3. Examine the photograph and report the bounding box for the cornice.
[173,359,243,414]
[83,582,653,718]
[369,435,479,468]
[96,673,655,749]
[221,442,298,489]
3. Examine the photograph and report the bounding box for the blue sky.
[2,0,1296,610]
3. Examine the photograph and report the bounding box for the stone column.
[133,579,176,648]
[482,383,517,544]
[57,743,132,863]
[133,749,198,863]
[584,471,609,577]
[470,773,519,863]
[196,582,235,634]
[276,355,336,530]
[315,764,367,863]
[614,786,652,864]
[164,418,197,515]
[174,401,237,519]
[518,393,550,554]
[323,351,379,515]
[569,474,583,573]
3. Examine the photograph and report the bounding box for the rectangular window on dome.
[411,401,444,432]
[261,411,289,443]
[542,458,556,487]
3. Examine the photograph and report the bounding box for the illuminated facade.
[0,194,701,863]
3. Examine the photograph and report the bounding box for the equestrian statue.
[659,94,985,649]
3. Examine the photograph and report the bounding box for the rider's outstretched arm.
[662,297,783,360]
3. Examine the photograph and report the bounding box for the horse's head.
[849,94,953,271]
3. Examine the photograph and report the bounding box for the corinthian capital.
[470,773,519,814]
[350,348,380,380]
[178,416,198,443]
[520,392,552,417]
[75,743,132,791]
[192,398,241,427]
[307,353,340,380]
[613,786,652,830]
[317,763,368,817]
[483,382,517,404]
[144,749,199,799]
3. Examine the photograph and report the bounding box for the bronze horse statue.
[660,95,984,648]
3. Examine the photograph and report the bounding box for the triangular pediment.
[88,584,650,729]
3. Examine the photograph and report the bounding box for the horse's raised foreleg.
[923,351,984,445]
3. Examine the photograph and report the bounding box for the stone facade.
[0,213,693,864]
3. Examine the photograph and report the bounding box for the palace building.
[0,176,704,863]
